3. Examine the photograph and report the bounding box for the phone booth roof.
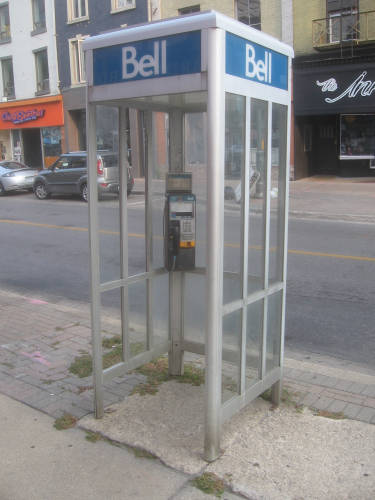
[83,10,293,106]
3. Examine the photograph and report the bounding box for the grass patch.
[132,447,157,459]
[314,409,346,420]
[85,431,102,443]
[131,357,205,396]
[54,413,77,430]
[260,387,299,407]
[69,354,93,378]
[191,472,225,498]
[102,335,122,349]
[68,338,146,378]
[1,362,14,369]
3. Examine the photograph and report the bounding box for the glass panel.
[97,107,121,283]
[223,93,245,304]
[245,299,263,388]
[128,280,147,357]
[222,310,241,403]
[248,99,267,294]
[269,103,287,285]
[2,58,14,98]
[152,112,168,269]
[80,0,87,17]
[32,0,46,30]
[41,127,62,165]
[152,274,169,346]
[266,291,282,373]
[340,114,375,157]
[35,49,49,93]
[0,5,10,42]
[101,288,124,365]
[184,273,206,344]
[185,111,207,268]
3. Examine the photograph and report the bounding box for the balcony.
[312,10,375,50]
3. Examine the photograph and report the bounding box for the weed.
[68,340,146,379]
[1,362,14,369]
[102,335,122,349]
[191,472,225,498]
[314,409,346,420]
[131,357,205,396]
[55,326,64,332]
[51,341,61,348]
[69,354,93,378]
[77,385,93,394]
[85,431,102,443]
[132,447,156,459]
[260,387,300,409]
[54,413,77,430]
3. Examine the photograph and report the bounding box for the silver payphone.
[164,173,196,271]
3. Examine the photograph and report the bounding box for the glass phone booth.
[84,11,293,462]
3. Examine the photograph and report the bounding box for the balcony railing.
[312,10,375,49]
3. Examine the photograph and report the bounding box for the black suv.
[33,151,134,202]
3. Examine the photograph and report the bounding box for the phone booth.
[84,11,293,462]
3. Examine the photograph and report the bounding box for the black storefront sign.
[294,62,375,115]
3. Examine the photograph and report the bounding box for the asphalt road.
[0,191,374,370]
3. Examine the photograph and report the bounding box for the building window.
[111,0,136,14]
[327,0,358,43]
[1,57,14,98]
[340,114,375,158]
[67,0,89,23]
[34,48,49,95]
[31,0,46,33]
[178,5,200,15]
[236,0,261,30]
[0,3,11,43]
[69,36,87,85]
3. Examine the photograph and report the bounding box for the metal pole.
[168,110,184,376]
[204,27,225,462]
[86,97,104,418]
[119,106,130,362]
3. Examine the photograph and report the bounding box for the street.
[0,190,374,370]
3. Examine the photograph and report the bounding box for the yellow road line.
[1,218,375,262]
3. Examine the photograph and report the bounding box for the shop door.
[22,129,43,168]
[314,117,338,175]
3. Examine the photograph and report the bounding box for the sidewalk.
[0,287,374,498]
[134,175,375,223]
[1,175,375,498]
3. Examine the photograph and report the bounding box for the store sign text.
[245,44,272,84]
[2,108,45,125]
[122,40,166,79]
[93,31,201,86]
[226,32,288,90]
[316,71,375,103]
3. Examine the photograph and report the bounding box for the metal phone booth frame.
[84,11,293,462]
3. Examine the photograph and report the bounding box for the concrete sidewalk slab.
[80,382,375,500]
[289,176,375,222]
[0,393,190,500]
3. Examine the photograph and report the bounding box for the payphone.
[164,173,196,271]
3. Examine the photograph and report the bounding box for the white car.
[0,161,40,195]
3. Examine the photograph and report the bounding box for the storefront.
[293,59,375,178]
[0,95,64,168]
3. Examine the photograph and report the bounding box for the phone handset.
[168,221,180,269]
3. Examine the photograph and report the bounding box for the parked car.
[0,161,40,196]
[33,151,134,202]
